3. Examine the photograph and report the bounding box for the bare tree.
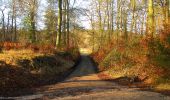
[0,6,6,41]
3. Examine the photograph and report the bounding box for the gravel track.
[8,55,170,100]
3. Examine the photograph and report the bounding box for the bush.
[150,24,170,69]
[100,49,121,70]
[99,42,138,71]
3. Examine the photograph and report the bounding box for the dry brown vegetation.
[0,46,80,97]
[92,24,170,95]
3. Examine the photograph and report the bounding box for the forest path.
[15,55,170,100]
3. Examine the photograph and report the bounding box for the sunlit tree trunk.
[66,0,70,48]
[123,11,128,41]
[106,0,111,41]
[147,0,155,37]
[56,0,62,47]
[63,0,67,45]
[168,0,170,23]
[164,0,169,24]
[130,0,136,36]
[111,0,114,33]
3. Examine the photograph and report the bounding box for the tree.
[18,0,39,43]
[30,0,38,43]
[130,0,136,35]
[44,0,57,44]
[110,0,114,33]
[116,0,121,39]
[147,0,155,37]
[10,0,17,41]
[164,0,169,24]
[56,0,62,47]
[66,0,70,48]
[0,6,6,41]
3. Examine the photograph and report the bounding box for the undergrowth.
[0,45,80,96]
[92,24,170,91]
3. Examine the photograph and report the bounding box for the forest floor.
[8,55,170,100]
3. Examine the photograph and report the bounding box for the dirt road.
[11,56,170,100]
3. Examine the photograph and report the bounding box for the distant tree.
[0,5,6,41]
[18,0,39,43]
[44,0,57,44]
[11,0,17,41]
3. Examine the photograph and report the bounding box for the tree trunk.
[11,8,14,41]
[7,13,10,36]
[147,0,154,37]
[1,10,5,41]
[97,1,103,48]
[111,0,114,33]
[12,0,17,42]
[66,0,70,48]
[56,0,62,47]
[164,0,169,24]
[130,0,136,36]
[30,11,36,43]
[116,0,121,42]
[63,0,67,45]
[14,16,17,41]
[123,11,128,41]
[106,0,111,41]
